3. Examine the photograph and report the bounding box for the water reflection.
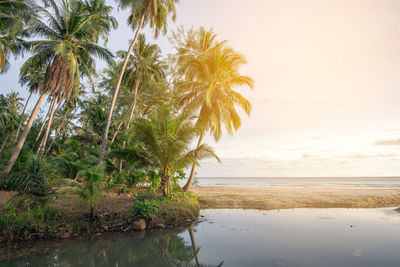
[2,208,400,267]
[0,228,222,267]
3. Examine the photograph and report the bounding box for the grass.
[0,189,200,243]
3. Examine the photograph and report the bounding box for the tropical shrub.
[9,156,54,207]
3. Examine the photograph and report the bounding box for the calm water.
[185,176,400,189]
[1,208,400,266]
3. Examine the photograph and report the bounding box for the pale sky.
[2,0,400,177]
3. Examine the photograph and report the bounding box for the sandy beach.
[192,186,400,210]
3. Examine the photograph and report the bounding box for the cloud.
[340,152,399,159]
[374,138,400,146]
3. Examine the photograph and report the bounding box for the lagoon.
[1,208,400,266]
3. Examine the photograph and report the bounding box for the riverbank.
[0,190,200,242]
[193,186,400,209]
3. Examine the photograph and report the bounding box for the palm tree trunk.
[110,79,140,146]
[37,94,59,155]
[160,174,169,197]
[14,91,32,142]
[110,102,134,145]
[160,167,170,196]
[0,136,9,154]
[0,93,47,181]
[35,96,55,142]
[119,80,140,170]
[188,227,201,267]
[183,131,205,192]
[44,109,70,156]
[98,13,146,164]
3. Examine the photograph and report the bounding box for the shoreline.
[192,186,400,210]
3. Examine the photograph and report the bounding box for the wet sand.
[192,186,400,209]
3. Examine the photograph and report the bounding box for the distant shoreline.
[192,186,400,210]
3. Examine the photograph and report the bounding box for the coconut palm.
[176,28,254,191]
[127,105,220,196]
[110,35,166,145]
[0,0,114,181]
[98,0,179,164]
[0,93,21,153]
[15,65,46,141]
[0,0,32,72]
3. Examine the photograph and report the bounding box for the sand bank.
[192,186,400,210]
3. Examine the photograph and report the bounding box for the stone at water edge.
[132,218,147,230]
[156,224,166,229]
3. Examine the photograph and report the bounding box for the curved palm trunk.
[188,227,201,267]
[0,136,9,154]
[98,13,145,164]
[183,131,205,192]
[110,102,134,145]
[111,80,140,146]
[119,80,140,171]
[44,108,71,156]
[37,95,59,155]
[0,93,47,181]
[14,91,32,142]
[35,96,56,142]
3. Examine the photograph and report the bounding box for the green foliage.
[129,199,159,219]
[9,156,54,207]
[126,105,219,196]
[60,163,106,216]
[0,203,61,242]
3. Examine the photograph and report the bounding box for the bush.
[0,203,61,242]
[9,156,54,207]
[129,200,159,219]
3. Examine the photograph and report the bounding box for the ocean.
[184,176,400,189]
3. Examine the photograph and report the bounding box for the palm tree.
[33,0,116,156]
[98,0,179,164]
[110,35,166,145]
[176,28,254,191]
[129,105,220,196]
[0,0,114,181]
[0,92,21,153]
[15,65,46,141]
[0,0,32,72]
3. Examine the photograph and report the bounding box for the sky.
[2,0,400,177]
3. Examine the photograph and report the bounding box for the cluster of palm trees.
[0,0,253,197]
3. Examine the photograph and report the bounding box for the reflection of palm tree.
[188,226,201,266]
[0,229,225,266]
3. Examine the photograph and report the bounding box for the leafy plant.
[129,200,159,219]
[60,163,106,218]
[9,156,54,207]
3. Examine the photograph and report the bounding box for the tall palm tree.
[33,0,116,156]
[110,35,166,145]
[176,28,254,191]
[0,0,114,181]
[15,65,46,141]
[98,0,179,164]
[128,105,220,196]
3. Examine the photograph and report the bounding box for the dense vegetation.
[0,0,252,241]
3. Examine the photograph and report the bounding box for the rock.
[132,218,147,230]
[156,224,166,229]
[57,232,71,239]
[72,233,79,238]
[94,233,102,237]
